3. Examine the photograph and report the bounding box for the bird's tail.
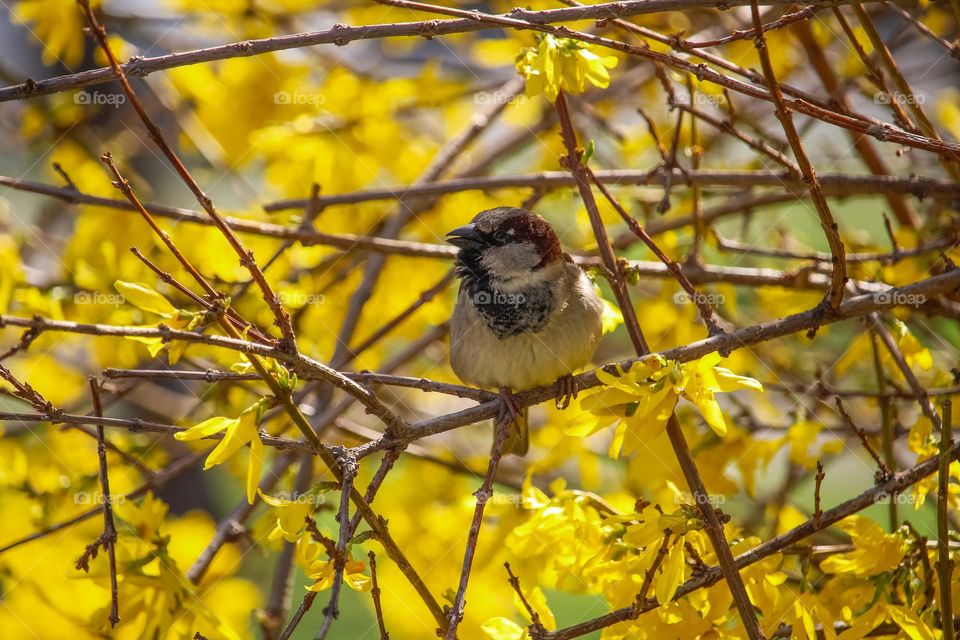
[501,407,529,456]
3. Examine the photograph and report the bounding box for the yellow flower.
[175,400,270,504]
[515,34,618,101]
[259,489,314,542]
[577,353,763,457]
[820,516,907,577]
[889,318,933,371]
[115,280,198,363]
[306,557,371,592]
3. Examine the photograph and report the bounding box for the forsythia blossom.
[515,34,618,101]
[175,398,273,503]
[574,353,763,457]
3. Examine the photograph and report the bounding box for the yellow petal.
[246,436,264,504]
[115,280,177,316]
[175,416,235,441]
[655,540,685,604]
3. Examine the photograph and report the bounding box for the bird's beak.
[445,223,486,249]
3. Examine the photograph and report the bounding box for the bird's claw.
[555,374,578,410]
[497,386,520,430]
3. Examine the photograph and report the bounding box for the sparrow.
[446,207,604,455]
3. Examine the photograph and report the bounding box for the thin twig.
[632,531,673,613]
[553,89,763,640]
[748,0,846,311]
[937,400,955,640]
[77,0,298,350]
[505,562,547,637]
[316,449,357,640]
[445,417,510,639]
[585,167,726,336]
[369,551,390,640]
[813,461,825,530]
[835,397,892,481]
[83,378,120,627]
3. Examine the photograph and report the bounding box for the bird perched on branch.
[447,207,604,455]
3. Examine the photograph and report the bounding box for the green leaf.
[581,139,595,165]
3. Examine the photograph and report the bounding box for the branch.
[552,90,762,639]
[77,0,298,350]
[2,0,888,103]
[937,400,955,639]
[445,418,510,639]
[543,436,960,638]
[748,0,846,311]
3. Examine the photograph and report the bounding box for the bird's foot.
[497,386,520,429]
[555,374,578,410]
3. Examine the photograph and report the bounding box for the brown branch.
[869,313,943,431]
[669,102,801,177]
[316,449,357,640]
[813,461,825,530]
[835,397,892,481]
[543,437,960,638]
[101,368,493,402]
[78,378,120,627]
[5,171,958,229]
[369,551,390,640]
[76,0,298,351]
[714,233,955,264]
[748,0,846,311]
[632,531,673,613]
[444,417,510,639]
[2,0,891,103]
[679,6,818,48]
[552,89,763,640]
[937,400,955,639]
[505,562,547,638]
[353,268,960,456]
[586,167,726,336]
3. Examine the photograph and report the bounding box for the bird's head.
[446,207,564,285]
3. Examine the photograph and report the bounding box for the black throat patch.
[457,249,555,338]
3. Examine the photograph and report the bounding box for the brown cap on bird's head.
[445,207,564,270]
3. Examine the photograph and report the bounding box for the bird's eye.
[492,229,509,243]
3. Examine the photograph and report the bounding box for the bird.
[446,207,604,456]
